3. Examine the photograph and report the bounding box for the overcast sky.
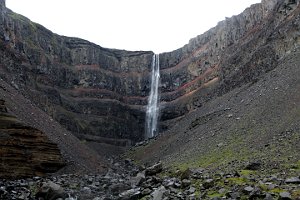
[6,0,261,53]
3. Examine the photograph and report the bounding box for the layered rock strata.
[0,99,65,178]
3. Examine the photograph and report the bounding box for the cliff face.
[0,0,153,143]
[0,0,300,144]
[0,100,65,178]
[158,0,300,123]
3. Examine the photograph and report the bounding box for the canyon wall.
[1,0,300,143]
[0,0,153,143]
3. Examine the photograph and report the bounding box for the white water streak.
[146,54,160,138]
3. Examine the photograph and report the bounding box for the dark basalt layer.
[1,0,299,144]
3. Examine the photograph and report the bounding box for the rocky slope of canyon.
[1,0,299,146]
[0,0,300,177]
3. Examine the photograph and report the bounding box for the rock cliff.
[1,0,300,144]
[0,99,65,178]
[158,0,300,123]
[0,0,153,143]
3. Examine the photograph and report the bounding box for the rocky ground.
[130,49,300,175]
[0,159,300,200]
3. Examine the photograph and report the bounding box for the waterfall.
[145,54,160,139]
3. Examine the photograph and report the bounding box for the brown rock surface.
[0,99,65,178]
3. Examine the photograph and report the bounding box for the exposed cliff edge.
[1,0,300,145]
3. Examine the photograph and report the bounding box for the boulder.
[35,181,67,200]
[145,162,163,176]
[285,177,300,184]
[279,192,292,200]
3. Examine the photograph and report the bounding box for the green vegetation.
[207,191,223,198]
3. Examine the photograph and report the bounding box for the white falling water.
[146,54,160,139]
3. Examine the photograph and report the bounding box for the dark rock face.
[0,1,153,143]
[0,0,300,144]
[0,100,65,178]
[158,0,300,123]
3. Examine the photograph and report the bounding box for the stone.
[227,192,241,199]
[35,181,67,200]
[145,162,163,176]
[109,183,131,195]
[82,186,92,195]
[279,192,292,200]
[187,186,196,194]
[141,188,152,196]
[119,188,141,200]
[218,188,226,194]
[285,177,300,184]
[131,171,146,186]
[182,179,191,188]
[203,179,214,189]
[211,197,222,200]
[152,186,167,200]
[190,168,204,179]
[243,186,254,194]
[264,193,274,200]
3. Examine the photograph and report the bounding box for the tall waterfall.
[146,54,160,139]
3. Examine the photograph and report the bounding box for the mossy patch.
[239,169,256,176]
[207,191,223,198]
[227,177,248,185]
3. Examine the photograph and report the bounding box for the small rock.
[243,186,254,194]
[35,181,67,200]
[264,193,274,200]
[217,143,224,147]
[279,191,292,200]
[266,183,276,190]
[187,186,196,194]
[218,188,226,194]
[227,192,241,199]
[109,183,131,195]
[82,187,92,195]
[203,179,214,189]
[142,188,152,196]
[146,162,163,176]
[131,171,146,186]
[182,179,191,188]
[119,188,141,200]
[152,186,166,200]
[174,182,181,188]
[285,177,300,184]
[189,193,196,200]
[190,168,204,179]
[211,197,222,200]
